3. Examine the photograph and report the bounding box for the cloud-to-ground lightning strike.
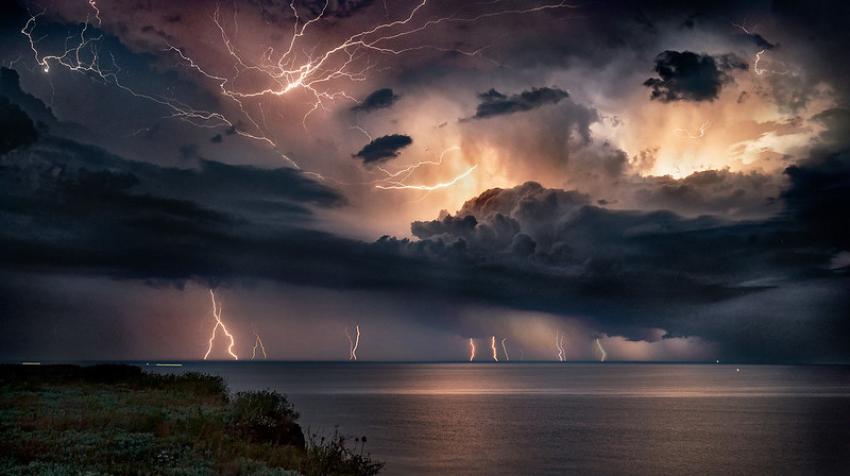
[345,324,361,361]
[22,0,576,183]
[468,338,476,361]
[251,333,269,360]
[674,121,711,139]
[490,336,499,362]
[203,290,239,360]
[554,330,566,362]
[501,338,510,361]
[595,338,607,362]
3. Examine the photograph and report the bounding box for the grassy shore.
[0,364,382,475]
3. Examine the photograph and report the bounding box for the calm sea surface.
[148,363,850,475]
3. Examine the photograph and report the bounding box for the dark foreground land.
[0,364,382,475]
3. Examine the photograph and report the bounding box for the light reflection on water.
[149,363,850,475]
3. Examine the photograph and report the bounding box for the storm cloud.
[1,0,849,362]
[470,87,569,119]
[351,88,400,113]
[352,134,413,164]
[0,96,37,154]
[644,51,747,102]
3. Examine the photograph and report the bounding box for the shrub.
[228,391,306,448]
[303,430,384,476]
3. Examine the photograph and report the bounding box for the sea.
[147,362,850,475]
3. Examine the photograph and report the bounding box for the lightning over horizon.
[346,324,361,361]
[554,330,566,362]
[501,338,510,361]
[3,0,848,368]
[595,337,607,362]
[203,290,239,361]
[252,333,269,360]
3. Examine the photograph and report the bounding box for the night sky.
[1,0,848,362]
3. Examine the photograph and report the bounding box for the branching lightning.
[732,23,793,77]
[490,335,499,361]
[374,164,478,190]
[345,324,361,361]
[252,333,269,360]
[203,289,239,360]
[371,146,478,195]
[594,337,607,362]
[21,0,575,184]
[468,338,476,361]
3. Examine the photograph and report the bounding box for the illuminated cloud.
[0,0,848,362]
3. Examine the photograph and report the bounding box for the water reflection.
[150,363,850,475]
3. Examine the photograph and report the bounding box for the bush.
[303,430,384,476]
[228,391,306,448]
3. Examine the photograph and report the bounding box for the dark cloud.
[352,134,412,164]
[770,1,850,104]
[632,170,783,218]
[643,51,747,102]
[470,87,569,120]
[210,133,223,144]
[178,143,199,161]
[1,99,847,360]
[0,67,92,140]
[1,0,849,362]
[0,96,37,154]
[0,68,55,127]
[377,179,848,360]
[781,108,850,249]
[351,88,400,113]
[743,31,775,50]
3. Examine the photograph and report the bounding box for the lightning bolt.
[490,335,499,362]
[732,23,793,77]
[674,121,711,139]
[21,0,576,181]
[203,289,239,360]
[468,337,476,361]
[554,329,566,362]
[251,333,269,360]
[595,337,607,362]
[370,146,478,195]
[374,164,477,190]
[345,324,361,361]
[500,337,510,361]
[752,49,793,76]
[374,146,460,181]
